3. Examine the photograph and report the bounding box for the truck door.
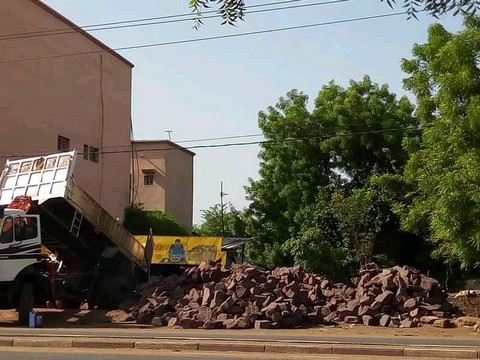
[0,215,41,282]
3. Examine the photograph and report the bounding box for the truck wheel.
[18,283,34,326]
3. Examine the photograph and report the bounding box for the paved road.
[0,348,423,360]
[0,327,477,347]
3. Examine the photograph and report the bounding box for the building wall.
[0,0,133,220]
[131,141,194,229]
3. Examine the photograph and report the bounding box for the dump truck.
[0,150,150,324]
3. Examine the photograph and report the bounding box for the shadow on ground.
[0,309,142,328]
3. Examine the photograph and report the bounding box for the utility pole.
[165,130,172,141]
[220,181,227,237]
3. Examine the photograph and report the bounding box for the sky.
[42,0,463,224]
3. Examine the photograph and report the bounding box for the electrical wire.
[0,0,351,41]
[101,133,266,149]
[5,0,304,37]
[1,125,426,159]
[0,11,406,64]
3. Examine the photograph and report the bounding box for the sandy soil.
[1,308,479,339]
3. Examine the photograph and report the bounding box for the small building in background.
[131,140,195,229]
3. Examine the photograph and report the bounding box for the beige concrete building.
[131,140,195,229]
[0,0,133,220]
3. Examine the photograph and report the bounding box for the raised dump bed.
[0,150,147,272]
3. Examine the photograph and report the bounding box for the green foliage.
[123,205,189,236]
[396,16,480,269]
[189,0,480,28]
[383,0,480,19]
[189,0,245,28]
[194,203,249,237]
[245,76,416,279]
[331,188,388,268]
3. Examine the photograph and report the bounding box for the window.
[14,217,38,242]
[0,218,13,244]
[144,174,154,185]
[89,147,99,163]
[57,135,70,151]
[83,145,89,160]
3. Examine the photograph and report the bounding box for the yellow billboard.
[135,236,226,266]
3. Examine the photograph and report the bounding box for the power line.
[0,125,425,159]
[0,0,347,41]
[0,11,405,64]
[93,133,265,150]
[133,133,265,145]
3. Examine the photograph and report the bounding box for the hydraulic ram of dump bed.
[0,150,148,272]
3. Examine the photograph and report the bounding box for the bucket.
[28,311,43,328]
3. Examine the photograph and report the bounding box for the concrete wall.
[0,0,133,220]
[131,141,194,229]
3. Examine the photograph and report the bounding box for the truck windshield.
[0,218,13,244]
[0,217,38,243]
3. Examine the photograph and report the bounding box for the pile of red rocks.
[328,263,455,328]
[123,262,456,329]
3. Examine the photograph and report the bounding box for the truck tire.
[18,283,34,326]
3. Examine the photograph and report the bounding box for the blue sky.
[43,0,462,224]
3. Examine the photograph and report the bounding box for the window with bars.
[144,174,154,185]
[89,147,99,163]
[83,145,89,160]
[82,145,99,163]
[57,135,70,151]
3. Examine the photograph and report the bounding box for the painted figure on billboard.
[168,238,187,263]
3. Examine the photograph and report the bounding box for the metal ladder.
[70,210,83,237]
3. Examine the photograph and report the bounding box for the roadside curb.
[0,336,479,357]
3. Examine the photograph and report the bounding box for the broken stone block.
[203,320,224,329]
[220,297,235,311]
[433,319,454,328]
[197,307,213,322]
[202,287,213,307]
[136,311,153,325]
[359,294,375,306]
[344,315,360,324]
[375,290,394,306]
[254,320,272,329]
[210,290,226,308]
[403,298,418,311]
[400,318,417,328]
[324,312,338,323]
[455,316,480,327]
[179,318,202,329]
[432,311,449,318]
[357,305,376,317]
[362,315,376,326]
[379,314,391,327]
[152,316,164,327]
[168,317,179,327]
[420,315,440,324]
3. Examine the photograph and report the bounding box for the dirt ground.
[0,308,133,328]
[1,308,479,339]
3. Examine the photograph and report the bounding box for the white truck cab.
[0,208,42,283]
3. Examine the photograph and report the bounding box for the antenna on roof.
[165,131,172,141]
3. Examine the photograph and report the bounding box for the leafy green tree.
[195,203,249,237]
[396,16,480,268]
[331,188,389,268]
[123,205,189,236]
[189,0,480,27]
[245,76,416,276]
